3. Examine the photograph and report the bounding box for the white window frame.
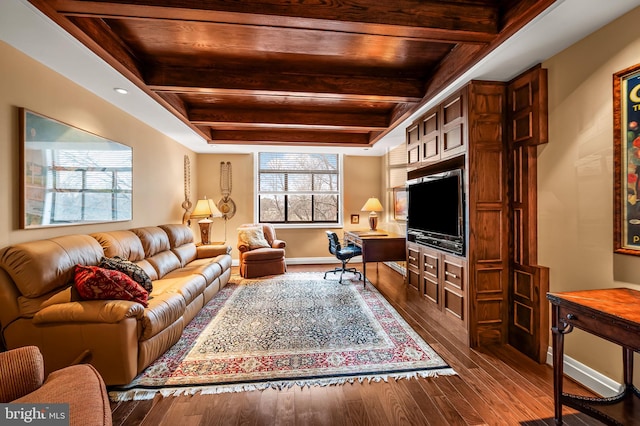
[254,152,344,229]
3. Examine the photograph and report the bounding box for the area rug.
[108,272,455,401]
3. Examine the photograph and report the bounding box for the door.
[507,65,550,363]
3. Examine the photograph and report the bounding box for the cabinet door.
[420,108,440,164]
[406,244,421,293]
[441,89,467,159]
[406,123,421,168]
[443,256,465,323]
[421,248,439,305]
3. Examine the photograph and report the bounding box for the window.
[257,152,341,224]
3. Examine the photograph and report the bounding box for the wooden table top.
[547,287,640,324]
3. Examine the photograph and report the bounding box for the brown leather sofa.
[0,223,232,386]
[0,346,112,426]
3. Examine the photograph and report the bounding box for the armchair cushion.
[238,226,271,250]
[0,346,44,402]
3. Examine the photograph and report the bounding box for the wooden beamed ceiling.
[28,0,556,148]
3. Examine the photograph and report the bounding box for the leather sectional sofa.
[0,223,232,386]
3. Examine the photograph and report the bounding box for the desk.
[547,288,640,425]
[344,230,406,287]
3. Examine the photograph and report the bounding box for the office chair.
[324,231,362,283]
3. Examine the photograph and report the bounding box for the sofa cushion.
[99,256,153,293]
[130,227,171,257]
[171,244,197,267]
[146,251,182,279]
[74,265,149,307]
[91,231,145,262]
[156,272,206,306]
[140,292,185,340]
[0,235,104,298]
[238,226,270,249]
[159,224,194,248]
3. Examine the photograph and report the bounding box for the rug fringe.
[109,368,457,401]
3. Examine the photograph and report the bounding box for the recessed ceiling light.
[113,87,128,95]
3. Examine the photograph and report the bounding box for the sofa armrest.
[33,300,145,325]
[0,346,45,402]
[197,244,231,258]
[272,239,286,249]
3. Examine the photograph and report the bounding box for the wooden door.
[506,65,550,363]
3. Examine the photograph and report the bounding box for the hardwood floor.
[110,264,602,425]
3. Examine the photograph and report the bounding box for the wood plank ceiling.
[28,0,556,148]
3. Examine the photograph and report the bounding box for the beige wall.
[197,153,385,260]
[540,6,640,382]
[0,41,195,248]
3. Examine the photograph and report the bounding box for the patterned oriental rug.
[109,272,455,401]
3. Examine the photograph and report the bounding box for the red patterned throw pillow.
[74,265,149,307]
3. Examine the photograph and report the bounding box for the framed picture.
[393,187,407,221]
[350,214,359,224]
[19,108,133,229]
[614,63,640,254]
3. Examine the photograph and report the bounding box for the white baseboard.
[232,257,351,267]
[545,347,622,397]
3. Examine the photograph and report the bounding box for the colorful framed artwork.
[350,214,359,224]
[614,63,640,254]
[393,187,407,221]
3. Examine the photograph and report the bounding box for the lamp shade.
[361,197,383,212]
[191,197,222,219]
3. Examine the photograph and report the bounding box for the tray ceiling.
[27,0,556,149]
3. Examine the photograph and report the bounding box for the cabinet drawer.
[443,260,463,290]
[407,247,420,268]
[422,252,438,278]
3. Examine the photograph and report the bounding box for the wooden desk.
[547,288,640,425]
[344,230,406,287]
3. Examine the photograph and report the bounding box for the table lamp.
[361,197,383,231]
[191,197,222,244]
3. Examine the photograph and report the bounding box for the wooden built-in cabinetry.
[407,89,467,169]
[406,81,508,347]
[405,69,548,361]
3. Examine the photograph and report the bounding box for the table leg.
[551,304,565,425]
[362,262,367,288]
[623,346,633,390]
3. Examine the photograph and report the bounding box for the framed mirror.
[19,108,132,229]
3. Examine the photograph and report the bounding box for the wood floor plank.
[108,264,603,425]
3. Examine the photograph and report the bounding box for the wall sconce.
[361,197,384,231]
[191,197,222,244]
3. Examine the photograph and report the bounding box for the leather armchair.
[237,223,286,278]
[0,346,112,426]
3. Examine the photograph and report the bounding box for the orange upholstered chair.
[0,346,112,426]
[237,223,286,278]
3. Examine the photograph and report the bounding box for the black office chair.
[324,231,363,283]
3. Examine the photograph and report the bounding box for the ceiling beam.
[51,0,498,43]
[147,67,424,102]
[190,107,388,130]
[209,129,372,146]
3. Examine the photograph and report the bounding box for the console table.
[344,230,405,287]
[547,288,640,425]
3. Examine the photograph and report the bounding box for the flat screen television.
[407,168,465,255]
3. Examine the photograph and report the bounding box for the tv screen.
[408,170,462,237]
